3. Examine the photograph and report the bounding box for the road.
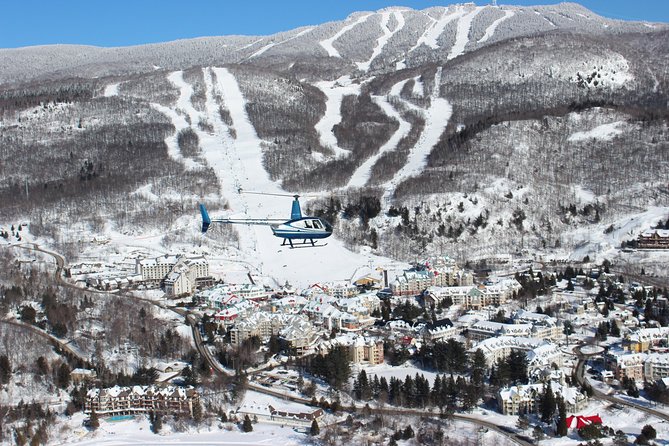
[573,353,669,423]
[0,243,595,445]
[0,318,90,365]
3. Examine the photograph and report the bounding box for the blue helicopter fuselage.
[271,217,333,240]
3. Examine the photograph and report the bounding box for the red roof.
[566,415,602,429]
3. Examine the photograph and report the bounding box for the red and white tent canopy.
[566,415,603,429]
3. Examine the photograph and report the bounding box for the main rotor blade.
[210,217,286,226]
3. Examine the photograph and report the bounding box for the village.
[48,226,669,445]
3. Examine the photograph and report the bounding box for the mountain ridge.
[0,2,667,273]
[0,2,666,86]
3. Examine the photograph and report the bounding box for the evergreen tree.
[563,321,574,345]
[556,396,568,437]
[0,355,11,384]
[89,409,100,430]
[310,419,320,436]
[192,400,204,424]
[641,425,656,440]
[309,345,351,390]
[540,384,556,423]
[182,366,198,387]
[507,350,529,384]
[242,415,253,432]
[36,356,49,376]
[57,363,71,389]
[462,381,479,411]
[354,369,372,400]
[470,349,487,385]
[150,411,162,433]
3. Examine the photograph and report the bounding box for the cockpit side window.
[304,220,312,228]
[312,220,322,229]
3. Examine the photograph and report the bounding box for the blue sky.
[1,1,667,48]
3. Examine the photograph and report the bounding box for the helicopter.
[199,194,333,248]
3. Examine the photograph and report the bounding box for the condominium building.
[85,385,199,416]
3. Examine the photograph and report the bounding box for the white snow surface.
[382,67,452,199]
[149,71,203,170]
[346,95,410,189]
[61,412,307,445]
[412,75,424,97]
[249,27,314,59]
[103,83,119,97]
[356,11,405,72]
[447,6,483,60]
[415,6,466,50]
[141,68,406,288]
[478,9,515,43]
[320,13,372,58]
[568,121,625,142]
[313,76,361,158]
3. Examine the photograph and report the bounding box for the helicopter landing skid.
[282,239,328,249]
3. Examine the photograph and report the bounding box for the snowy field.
[61,412,309,446]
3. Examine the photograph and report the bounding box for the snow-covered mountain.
[0,2,664,85]
[1,2,668,275]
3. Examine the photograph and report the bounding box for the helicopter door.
[304,220,312,228]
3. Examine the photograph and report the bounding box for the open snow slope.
[356,11,405,72]
[478,9,515,43]
[313,76,361,159]
[415,6,467,51]
[320,13,372,58]
[447,6,483,60]
[382,67,452,200]
[346,95,410,189]
[248,27,315,60]
[146,67,406,287]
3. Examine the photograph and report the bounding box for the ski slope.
[478,9,515,43]
[356,11,405,72]
[248,27,314,59]
[413,6,466,51]
[346,95,410,189]
[320,14,371,58]
[145,67,407,287]
[382,67,452,200]
[447,6,483,60]
[313,76,361,158]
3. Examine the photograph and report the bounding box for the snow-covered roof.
[498,382,585,406]
[640,229,669,238]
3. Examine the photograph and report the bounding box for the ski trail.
[412,75,425,97]
[196,71,401,289]
[346,95,410,189]
[478,9,515,43]
[313,76,361,159]
[390,78,411,97]
[447,6,483,60]
[236,38,264,51]
[382,67,451,201]
[210,67,281,195]
[534,11,557,27]
[103,83,119,97]
[248,27,314,59]
[199,68,260,253]
[412,6,466,51]
[356,11,405,72]
[320,14,371,57]
[149,70,203,170]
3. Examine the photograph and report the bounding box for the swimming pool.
[108,415,135,422]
